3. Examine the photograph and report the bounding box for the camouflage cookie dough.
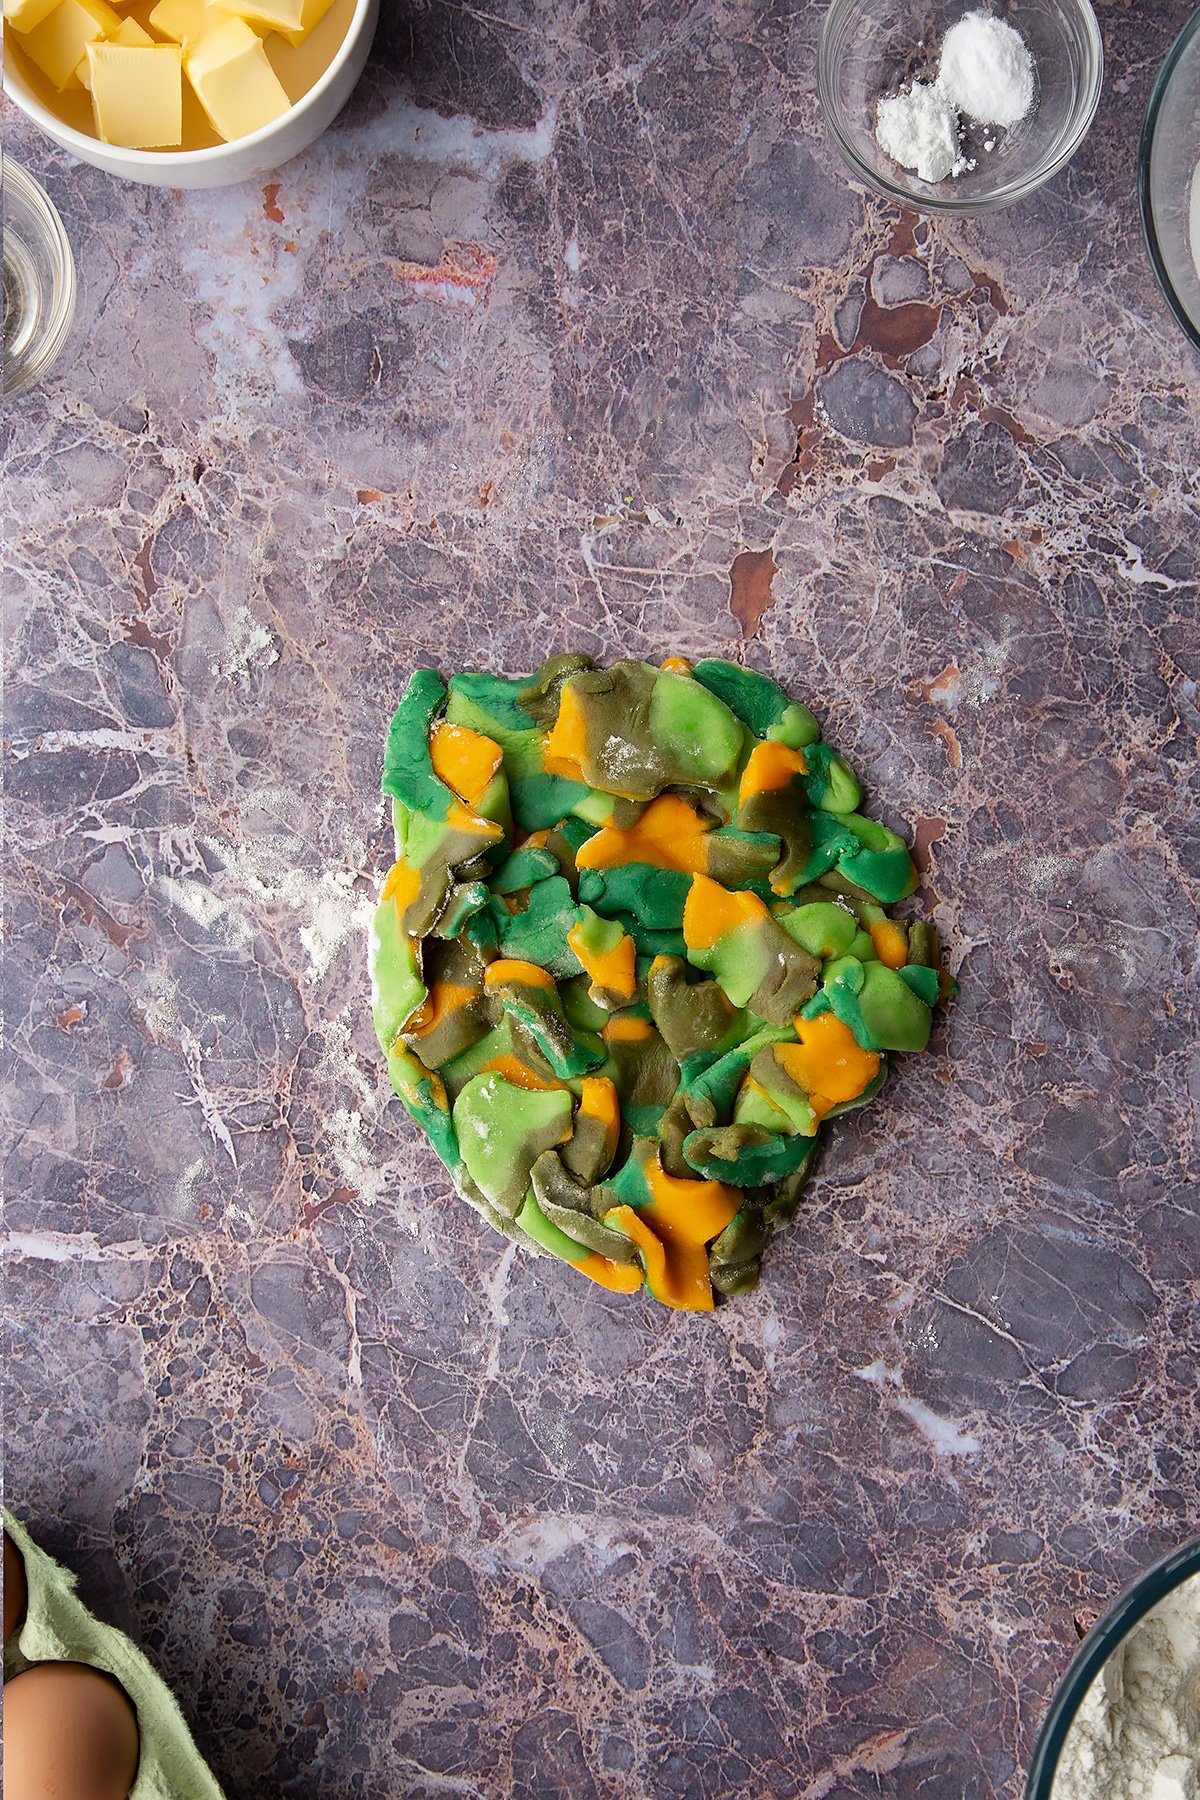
[370,655,954,1311]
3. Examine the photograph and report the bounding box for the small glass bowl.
[1025,1534,1200,1799]
[818,0,1104,213]
[1139,6,1200,351]
[3,157,76,399]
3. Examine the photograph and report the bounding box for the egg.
[4,1660,140,1800]
[4,1530,28,1641]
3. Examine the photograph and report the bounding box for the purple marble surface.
[3,2,1199,1795]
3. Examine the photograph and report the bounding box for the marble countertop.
[4,2,1198,1794]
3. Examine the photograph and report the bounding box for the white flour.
[874,9,1033,185]
[1052,1572,1200,1800]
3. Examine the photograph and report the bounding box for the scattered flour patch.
[324,1103,394,1212]
[206,829,374,985]
[158,875,250,944]
[212,607,279,686]
[297,869,371,983]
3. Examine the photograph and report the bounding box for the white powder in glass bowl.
[1051,1572,1200,1800]
[875,81,967,182]
[939,12,1036,128]
[872,7,1034,185]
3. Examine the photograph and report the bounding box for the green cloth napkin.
[4,1510,225,1800]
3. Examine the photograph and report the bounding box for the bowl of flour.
[1026,1536,1200,1800]
[818,0,1103,212]
[1140,6,1200,351]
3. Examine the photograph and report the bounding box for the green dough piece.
[600,1137,657,1211]
[515,1192,591,1262]
[705,827,784,890]
[802,742,863,815]
[678,1024,793,1130]
[779,900,859,962]
[3,1511,226,1800]
[796,810,866,884]
[530,1151,637,1259]
[492,877,585,977]
[431,881,491,940]
[483,965,605,1078]
[491,845,560,894]
[517,652,596,724]
[578,863,693,935]
[445,669,533,735]
[683,893,819,1027]
[856,962,933,1052]
[559,975,611,1034]
[898,963,941,1007]
[682,1122,814,1186]
[511,771,597,832]
[837,814,919,904]
[381,668,452,814]
[646,956,748,1061]
[691,659,820,748]
[558,661,743,799]
[453,1073,573,1216]
[386,1044,460,1173]
[370,888,426,1052]
[647,670,745,789]
[802,956,931,1053]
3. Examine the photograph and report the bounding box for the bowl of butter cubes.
[2,0,378,185]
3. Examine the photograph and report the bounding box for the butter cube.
[213,0,301,30]
[221,0,332,44]
[3,0,64,36]
[88,40,182,142]
[147,0,235,48]
[78,14,152,89]
[184,16,289,140]
[19,0,121,89]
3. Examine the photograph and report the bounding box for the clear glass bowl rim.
[817,0,1105,214]
[2,154,77,399]
[1138,3,1200,352]
[1024,1533,1200,1799]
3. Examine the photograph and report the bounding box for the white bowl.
[2,0,378,189]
